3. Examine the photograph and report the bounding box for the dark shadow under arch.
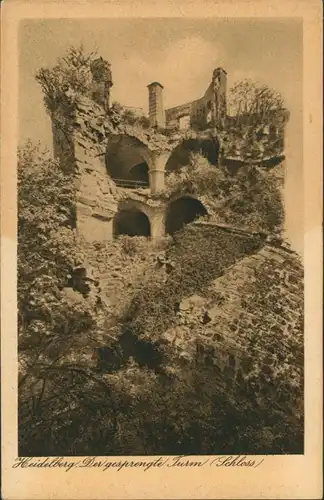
[106,135,150,188]
[113,208,151,237]
[129,162,149,184]
[165,137,220,173]
[165,197,208,235]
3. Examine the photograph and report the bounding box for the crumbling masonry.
[49,56,303,420]
[51,57,289,243]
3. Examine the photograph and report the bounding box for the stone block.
[76,203,93,216]
[85,160,107,175]
[99,201,118,213]
[259,247,286,263]
[179,299,190,311]
[206,305,220,322]
[100,184,113,195]
[77,195,97,207]
[92,207,114,221]
[74,146,92,164]
[62,287,84,303]
[78,214,113,243]
[75,177,82,190]
[188,294,205,308]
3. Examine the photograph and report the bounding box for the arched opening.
[106,135,150,188]
[129,162,149,184]
[113,208,151,237]
[165,197,207,235]
[165,137,220,173]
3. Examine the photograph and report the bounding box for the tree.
[18,141,119,455]
[35,45,97,114]
[226,80,288,162]
[228,79,284,126]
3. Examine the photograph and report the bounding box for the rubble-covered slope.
[160,240,303,422]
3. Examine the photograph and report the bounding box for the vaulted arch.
[113,199,152,238]
[165,196,208,235]
[129,162,149,184]
[106,134,151,188]
[165,137,220,173]
[113,209,151,237]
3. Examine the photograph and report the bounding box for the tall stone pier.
[147,82,165,128]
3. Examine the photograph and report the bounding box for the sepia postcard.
[0,0,322,498]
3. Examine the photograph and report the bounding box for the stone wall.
[50,56,288,247]
[83,237,163,309]
[165,101,197,129]
[36,52,302,455]
[71,96,118,242]
[165,68,227,131]
[160,238,303,415]
[68,214,303,427]
[51,89,176,242]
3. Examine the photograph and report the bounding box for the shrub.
[119,235,150,257]
[137,115,150,129]
[126,224,263,341]
[165,153,284,234]
[36,45,97,113]
[217,164,284,233]
[122,108,138,126]
[18,142,114,456]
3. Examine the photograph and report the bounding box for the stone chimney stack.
[147,82,165,128]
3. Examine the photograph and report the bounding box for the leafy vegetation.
[18,47,302,455]
[165,153,284,234]
[125,224,264,342]
[18,142,114,455]
[225,79,287,162]
[228,79,285,125]
[36,45,97,114]
[18,136,302,457]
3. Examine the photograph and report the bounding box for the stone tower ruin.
[49,56,288,246]
[165,67,228,130]
[90,57,113,112]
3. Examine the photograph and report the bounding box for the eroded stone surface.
[48,57,300,418]
[158,243,303,418]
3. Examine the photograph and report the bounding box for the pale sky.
[19,18,303,253]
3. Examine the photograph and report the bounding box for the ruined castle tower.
[49,55,287,245]
[90,57,113,112]
[147,82,165,128]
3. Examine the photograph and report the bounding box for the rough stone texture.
[160,242,303,415]
[73,98,118,241]
[82,237,166,325]
[51,67,287,246]
[48,55,297,362]
[51,61,287,237]
[29,53,303,456]
[48,58,293,355]
[166,68,227,130]
[165,73,288,166]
